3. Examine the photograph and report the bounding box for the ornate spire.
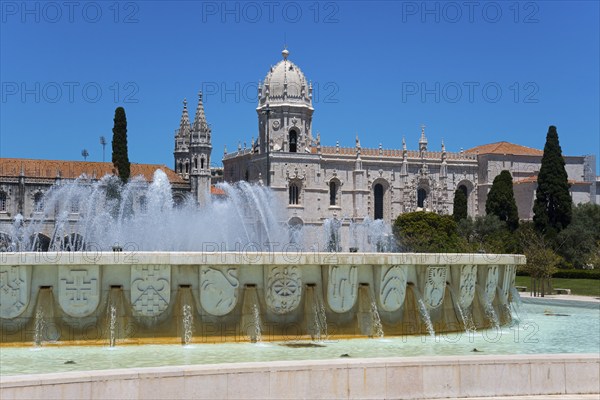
[282,47,289,60]
[402,136,407,151]
[177,98,191,137]
[419,124,428,153]
[192,91,210,137]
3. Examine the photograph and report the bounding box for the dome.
[258,49,313,109]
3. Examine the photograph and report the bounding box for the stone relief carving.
[266,266,302,314]
[378,265,407,312]
[200,266,239,316]
[458,265,477,309]
[327,265,358,313]
[423,266,448,309]
[58,266,100,317]
[0,265,30,319]
[131,265,171,317]
[484,265,499,304]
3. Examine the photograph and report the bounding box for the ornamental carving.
[327,265,358,313]
[131,265,171,317]
[423,266,448,309]
[458,265,477,309]
[483,265,499,304]
[498,265,514,304]
[0,265,30,319]
[266,266,302,314]
[58,266,100,317]
[200,266,239,316]
[378,265,407,312]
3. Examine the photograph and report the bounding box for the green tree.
[485,170,519,231]
[533,125,572,235]
[393,212,466,253]
[556,203,600,268]
[452,188,468,222]
[458,215,519,254]
[518,222,561,296]
[111,107,130,183]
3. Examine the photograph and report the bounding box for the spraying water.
[3,170,398,252]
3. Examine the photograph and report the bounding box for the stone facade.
[221,49,598,238]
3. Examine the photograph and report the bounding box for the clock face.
[272,120,280,131]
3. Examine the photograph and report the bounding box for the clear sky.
[1,1,599,171]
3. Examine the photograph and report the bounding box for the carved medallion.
[0,266,30,319]
[271,120,280,131]
[200,266,239,316]
[458,265,477,309]
[58,266,100,317]
[423,266,448,309]
[378,265,407,312]
[131,265,170,317]
[484,265,499,304]
[327,265,358,313]
[266,266,301,314]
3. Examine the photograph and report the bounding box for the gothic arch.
[288,179,302,205]
[288,129,298,153]
[372,178,390,221]
[456,179,476,217]
[328,177,341,207]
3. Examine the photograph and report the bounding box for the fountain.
[2,172,598,400]
[0,170,523,346]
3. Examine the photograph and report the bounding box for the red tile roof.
[514,174,588,185]
[0,158,186,184]
[465,141,543,156]
[210,186,226,196]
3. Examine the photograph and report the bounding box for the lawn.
[515,276,600,297]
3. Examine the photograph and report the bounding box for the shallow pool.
[1,299,598,376]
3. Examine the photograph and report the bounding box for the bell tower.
[173,91,212,205]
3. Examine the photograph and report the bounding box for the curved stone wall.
[0,252,524,344]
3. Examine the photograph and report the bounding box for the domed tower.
[257,48,314,155]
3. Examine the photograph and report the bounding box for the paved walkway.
[447,395,599,399]
[520,293,600,304]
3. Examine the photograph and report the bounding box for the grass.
[515,276,600,297]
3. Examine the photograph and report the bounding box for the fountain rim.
[1,251,526,266]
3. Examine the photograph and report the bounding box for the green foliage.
[457,215,519,254]
[518,222,561,279]
[533,125,572,235]
[555,203,600,268]
[393,212,466,253]
[485,170,519,231]
[516,268,600,279]
[111,107,130,183]
[452,188,468,222]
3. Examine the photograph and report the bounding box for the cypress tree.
[533,125,572,235]
[452,188,468,222]
[486,170,519,231]
[111,107,130,183]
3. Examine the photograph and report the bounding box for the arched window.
[70,196,80,213]
[0,191,6,212]
[329,181,338,206]
[34,192,44,212]
[417,188,427,208]
[201,157,205,170]
[194,158,198,170]
[139,195,147,213]
[289,183,300,205]
[458,184,468,197]
[374,183,384,220]
[289,130,298,153]
[185,162,189,174]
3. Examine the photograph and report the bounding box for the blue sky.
[1,1,599,170]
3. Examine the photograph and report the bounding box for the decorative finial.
[183,98,187,108]
[198,91,203,101]
[282,48,289,60]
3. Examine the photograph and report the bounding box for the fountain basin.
[0,252,524,344]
